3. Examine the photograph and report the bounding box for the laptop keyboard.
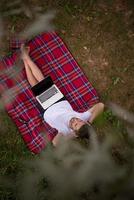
[38,86,59,103]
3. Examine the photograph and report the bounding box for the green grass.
[0,0,134,199]
[0,111,32,175]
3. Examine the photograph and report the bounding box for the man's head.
[69,117,90,139]
[69,117,86,131]
[76,123,91,139]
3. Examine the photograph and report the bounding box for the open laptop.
[31,76,65,110]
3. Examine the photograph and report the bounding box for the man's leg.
[25,58,44,82]
[21,44,44,83]
[23,60,38,87]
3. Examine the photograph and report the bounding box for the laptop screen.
[31,76,65,110]
[31,76,54,96]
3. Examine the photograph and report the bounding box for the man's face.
[69,117,86,131]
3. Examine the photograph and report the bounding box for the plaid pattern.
[0,31,99,154]
[9,37,26,52]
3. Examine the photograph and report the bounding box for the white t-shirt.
[43,100,91,136]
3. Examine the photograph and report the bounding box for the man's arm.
[52,132,63,147]
[88,102,104,124]
[52,132,76,147]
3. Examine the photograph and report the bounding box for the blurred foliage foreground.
[0,0,134,199]
[0,103,134,200]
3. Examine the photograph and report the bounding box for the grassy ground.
[0,0,134,199]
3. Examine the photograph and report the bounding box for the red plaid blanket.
[0,31,99,154]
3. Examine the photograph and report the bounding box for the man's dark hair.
[76,123,91,139]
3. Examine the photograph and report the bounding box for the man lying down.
[21,44,104,146]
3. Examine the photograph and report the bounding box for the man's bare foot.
[20,44,30,60]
